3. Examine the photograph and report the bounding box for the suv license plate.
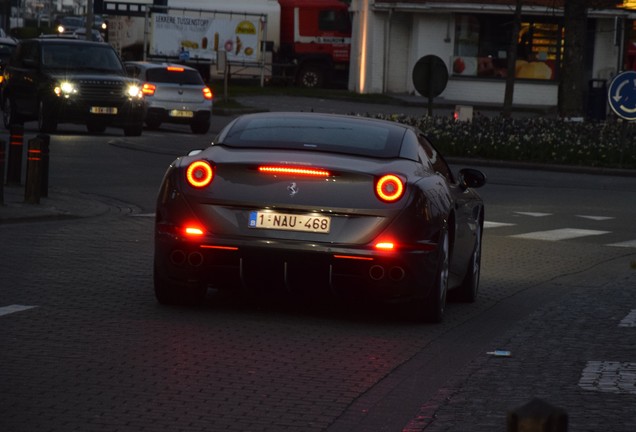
[248,211,330,234]
[169,110,194,118]
[90,107,118,115]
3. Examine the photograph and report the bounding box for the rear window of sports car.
[220,116,405,158]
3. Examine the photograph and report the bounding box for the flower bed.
[370,114,636,170]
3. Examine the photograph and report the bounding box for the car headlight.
[126,84,143,99]
[54,81,77,97]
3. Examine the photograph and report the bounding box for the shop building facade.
[348,0,636,108]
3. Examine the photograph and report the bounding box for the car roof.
[29,37,108,47]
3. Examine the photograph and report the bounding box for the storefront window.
[452,14,562,80]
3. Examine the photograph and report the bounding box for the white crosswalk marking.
[0,305,37,317]
[606,240,636,249]
[484,221,515,229]
[619,310,636,327]
[514,212,552,217]
[579,361,636,395]
[577,215,615,221]
[511,228,610,241]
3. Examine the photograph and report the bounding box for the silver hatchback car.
[125,61,213,134]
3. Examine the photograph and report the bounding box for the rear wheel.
[407,229,449,323]
[38,100,57,133]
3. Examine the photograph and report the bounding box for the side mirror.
[458,168,486,190]
[187,149,203,156]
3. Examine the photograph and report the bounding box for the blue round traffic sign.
[608,71,636,121]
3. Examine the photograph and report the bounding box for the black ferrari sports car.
[154,112,486,322]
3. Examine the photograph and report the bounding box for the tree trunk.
[558,0,588,118]
[502,0,523,117]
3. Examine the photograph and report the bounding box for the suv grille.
[79,80,126,100]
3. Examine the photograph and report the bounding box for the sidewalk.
[0,184,112,223]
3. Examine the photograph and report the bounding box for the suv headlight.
[126,84,143,99]
[54,81,78,97]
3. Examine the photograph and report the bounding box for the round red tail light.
[376,174,404,202]
[186,161,214,188]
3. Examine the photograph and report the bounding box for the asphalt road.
[1,97,636,432]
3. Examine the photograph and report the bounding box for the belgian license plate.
[248,211,330,234]
[90,106,117,115]
[169,109,194,118]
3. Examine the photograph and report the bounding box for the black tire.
[38,99,57,133]
[407,229,450,323]
[3,96,23,129]
[190,120,210,134]
[297,65,325,88]
[452,218,483,303]
[123,123,143,137]
[154,265,206,306]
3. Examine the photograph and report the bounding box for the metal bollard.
[24,138,43,204]
[0,139,5,205]
[507,398,568,432]
[6,124,24,186]
[38,135,50,197]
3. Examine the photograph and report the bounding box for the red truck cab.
[277,0,351,87]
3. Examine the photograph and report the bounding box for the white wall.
[349,3,621,108]
[592,18,619,81]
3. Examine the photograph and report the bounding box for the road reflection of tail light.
[186,160,214,188]
[376,174,404,202]
[258,165,330,177]
[142,83,156,96]
[203,87,213,100]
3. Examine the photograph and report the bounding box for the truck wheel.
[38,100,58,133]
[298,65,325,88]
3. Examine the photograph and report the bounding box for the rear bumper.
[146,107,211,125]
[154,234,440,304]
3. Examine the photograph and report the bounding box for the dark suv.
[1,37,145,135]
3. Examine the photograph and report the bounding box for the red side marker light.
[186,160,214,188]
[185,226,204,236]
[376,174,404,202]
[374,242,395,250]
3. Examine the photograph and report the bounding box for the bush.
[369,114,636,170]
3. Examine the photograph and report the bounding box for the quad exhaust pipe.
[369,265,405,281]
[170,250,204,267]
